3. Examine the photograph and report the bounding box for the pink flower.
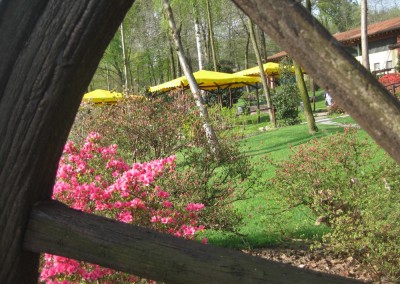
[114,201,123,208]
[157,190,170,199]
[186,203,205,212]
[118,211,133,223]
[46,134,206,283]
[151,215,160,223]
[161,217,173,224]
[163,201,173,208]
[129,198,145,209]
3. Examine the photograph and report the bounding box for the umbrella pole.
[229,88,232,108]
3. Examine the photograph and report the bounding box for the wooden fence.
[2,0,400,283]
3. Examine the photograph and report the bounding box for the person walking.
[325,92,333,106]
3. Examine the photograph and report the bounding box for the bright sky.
[356,0,400,11]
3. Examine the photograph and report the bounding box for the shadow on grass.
[241,125,345,159]
[202,224,329,250]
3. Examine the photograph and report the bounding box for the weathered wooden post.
[0,1,135,282]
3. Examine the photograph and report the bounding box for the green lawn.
[201,111,370,249]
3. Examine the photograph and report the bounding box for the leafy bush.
[378,73,400,86]
[269,128,400,281]
[327,102,346,115]
[41,133,206,283]
[273,58,301,126]
[71,94,192,163]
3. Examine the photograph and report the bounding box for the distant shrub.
[327,103,346,115]
[71,94,192,163]
[269,128,400,281]
[274,58,301,126]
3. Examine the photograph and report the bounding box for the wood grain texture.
[24,201,363,284]
[0,1,134,283]
[232,0,400,163]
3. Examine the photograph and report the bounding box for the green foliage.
[269,128,400,281]
[315,0,359,32]
[273,59,301,126]
[71,95,191,163]
[70,94,260,232]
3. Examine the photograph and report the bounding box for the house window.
[374,63,380,70]
[386,61,393,69]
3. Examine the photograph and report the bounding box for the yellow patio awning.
[83,89,123,104]
[149,70,261,93]
[234,62,281,77]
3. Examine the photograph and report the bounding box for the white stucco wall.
[355,49,398,72]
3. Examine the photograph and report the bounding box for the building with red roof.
[268,17,400,74]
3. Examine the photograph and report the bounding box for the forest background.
[88,0,400,95]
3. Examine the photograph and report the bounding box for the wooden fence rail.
[24,201,362,284]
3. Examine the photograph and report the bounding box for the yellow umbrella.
[149,70,261,93]
[82,89,123,104]
[234,62,281,77]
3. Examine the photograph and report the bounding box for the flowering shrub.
[269,128,400,281]
[378,73,400,96]
[70,93,260,233]
[41,132,206,283]
[378,73,400,86]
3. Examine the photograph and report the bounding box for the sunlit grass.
[202,121,348,249]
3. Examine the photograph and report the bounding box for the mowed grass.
[202,111,370,249]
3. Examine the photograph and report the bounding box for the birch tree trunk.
[163,0,219,154]
[195,17,204,70]
[361,0,370,71]
[248,18,276,127]
[206,0,218,71]
[120,22,129,94]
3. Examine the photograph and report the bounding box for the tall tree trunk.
[106,63,111,91]
[306,0,312,11]
[294,61,318,134]
[163,0,219,154]
[169,41,177,79]
[306,0,316,112]
[206,0,218,71]
[245,33,251,93]
[193,3,204,70]
[201,24,210,66]
[248,18,276,127]
[361,0,370,71]
[120,22,129,94]
[259,29,267,61]
[294,0,318,134]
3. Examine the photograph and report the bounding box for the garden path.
[313,113,360,128]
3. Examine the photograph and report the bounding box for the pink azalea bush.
[41,132,206,283]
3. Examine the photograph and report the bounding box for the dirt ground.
[243,241,394,283]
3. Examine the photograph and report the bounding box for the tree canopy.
[89,0,399,93]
